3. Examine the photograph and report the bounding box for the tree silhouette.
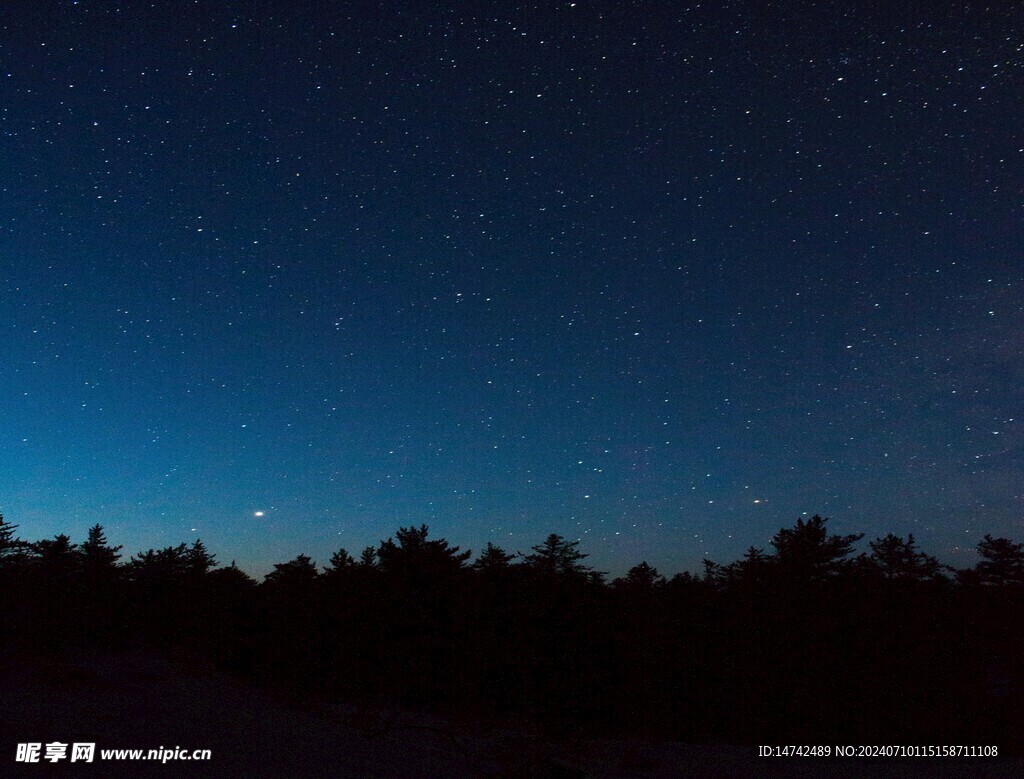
[184,539,218,576]
[613,561,666,591]
[31,533,80,572]
[358,546,378,568]
[324,547,356,574]
[973,534,1024,586]
[770,515,863,582]
[377,524,471,581]
[0,512,16,550]
[259,554,323,694]
[22,534,82,644]
[1,506,1022,750]
[375,526,472,701]
[523,533,603,582]
[702,557,730,587]
[867,533,945,582]
[472,542,517,574]
[201,561,259,671]
[263,554,319,587]
[81,524,122,571]
[77,524,125,643]
[130,544,190,581]
[704,547,773,591]
[0,512,31,569]
[127,544,193,643]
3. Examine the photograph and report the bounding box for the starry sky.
[2,1,1021,578]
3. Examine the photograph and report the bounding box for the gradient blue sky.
[2,1,1021,578]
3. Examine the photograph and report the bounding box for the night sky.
[2,1,1021,578]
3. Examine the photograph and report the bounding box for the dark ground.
[1,647,1021,778]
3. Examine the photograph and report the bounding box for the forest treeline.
[1,513,1022,751]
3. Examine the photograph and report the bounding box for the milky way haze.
[2,1,1021,577]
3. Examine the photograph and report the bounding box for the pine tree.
[472,542,517,574]
[184,539,218,575]
[358,546,378,568]
[81,524,122,570]
[523,533,603,581]
[868,533,944,581]
[974,534,1024,586]
[376,525,471,578]
[0,512,30,568]
[263,554,319,587]
[769,515,863,581]
[614,561,666,590]
[324,547,356,575]
[32,533,80,572]
[130,544,190,582]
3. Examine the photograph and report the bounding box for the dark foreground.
[1,647,1021,778]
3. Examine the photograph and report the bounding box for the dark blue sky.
[2,1,1021,577]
